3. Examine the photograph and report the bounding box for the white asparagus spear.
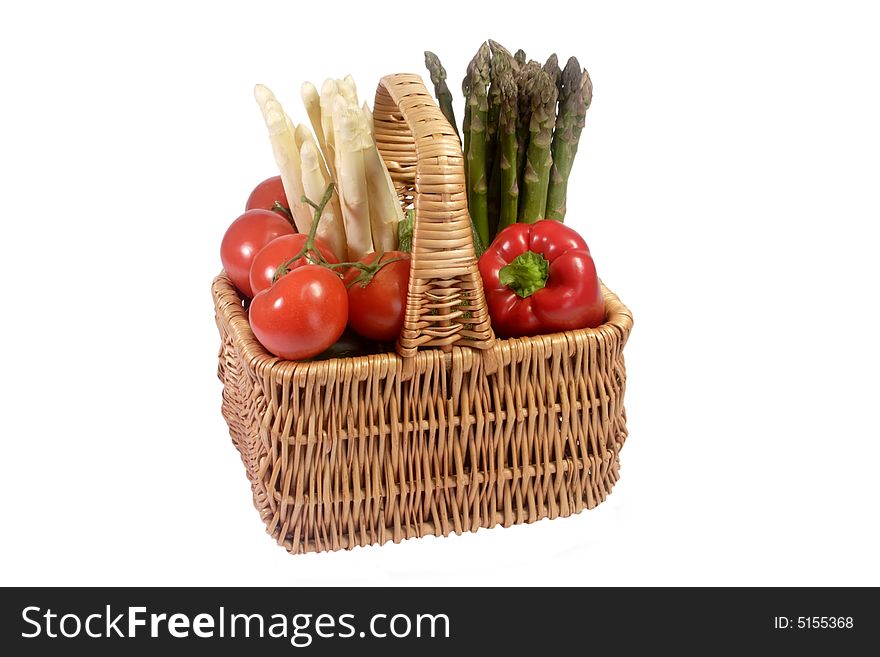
[295,124,331,184]
[295,124,345,248]
[361,101,373,137]
[360,106,402,251]
[301,81,335,179]
[300,140,348,260]
[332,96,373,260]
[253,84,311,232]
[319,79,339,178]
[337,75,358,106]
[293,123,306,149]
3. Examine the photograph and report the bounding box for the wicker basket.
[213,74,633,554]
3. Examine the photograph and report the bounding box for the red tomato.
[220,209,295,298]
[343,251,411,342]
[249,265,348,360]
[249,234,339,297]
[246,176,290,217]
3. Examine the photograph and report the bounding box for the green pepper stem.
[498,251,550,298]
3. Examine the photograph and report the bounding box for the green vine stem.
[272,183,408,286]
[271,201,294,224]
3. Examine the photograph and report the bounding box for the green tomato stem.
[272,186,408,288]
[271,200,294,224]
[272,183,336,282]
[343,254,408,289]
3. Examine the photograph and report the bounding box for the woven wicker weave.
[213,74,633,554]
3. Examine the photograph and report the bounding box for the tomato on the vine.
[220,209,295,298]
[249,265,348,360]
[246,175,290,219]
[343,251,411,342]
[249,234,339,297]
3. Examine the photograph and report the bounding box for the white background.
[2,0,878,586]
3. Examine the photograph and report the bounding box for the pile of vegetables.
[219,74,411,361]
[221,182,410,360]
[219,48,607,362]
[423,41,604,338]
[424,41,592,248]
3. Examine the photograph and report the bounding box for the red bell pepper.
[477,221,605,338]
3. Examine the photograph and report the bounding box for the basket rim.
[213,271,633,378]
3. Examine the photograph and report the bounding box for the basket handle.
[373,74,497,371]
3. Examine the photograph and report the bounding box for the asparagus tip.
[488,39,513,58]
[464,42,491,96]
[582,69,593,109]
[424,51,447,85]
[562,58,579,86]
[543,53,563,98]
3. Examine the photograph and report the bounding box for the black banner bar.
[1,587,872,654]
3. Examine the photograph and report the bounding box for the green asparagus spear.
[486,41,514,178]
[543,53,563,98]
[496,63,519,231]
[486,41,515,237]
[487,140,501,238]
[461,49,488,252]
[519,68,558,223]
[464,42,491,246]
[424,51,460,140]
[545,57,592,222]
[486,63,502,193]
[515,61,540,199]
[462,68,472,187]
